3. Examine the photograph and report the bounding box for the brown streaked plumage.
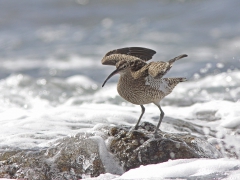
[101,47,188,137]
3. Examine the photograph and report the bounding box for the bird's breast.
[117,74,166,105]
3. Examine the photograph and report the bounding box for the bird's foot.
[126,126,138,136]
[153,129,166,139]
[153,133,162,139]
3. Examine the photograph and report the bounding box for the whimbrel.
[101,47,187,136]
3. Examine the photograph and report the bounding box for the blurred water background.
[0,0,240,161]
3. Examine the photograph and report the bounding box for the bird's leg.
[154,103,164,136]
[134,105,145,130]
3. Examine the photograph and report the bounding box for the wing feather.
[148,61,171,78]
[148,54,188,78]
[101,47,156,65]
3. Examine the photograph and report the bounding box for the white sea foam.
[82,158,240,180]
[66,75,96,88]
[90,135,124,175]
[116,158,240,180]
[165,70,240,103]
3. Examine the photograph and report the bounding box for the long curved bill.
[102,69,119,87]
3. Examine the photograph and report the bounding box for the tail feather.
[178,77,187,82]
[162,77,187,90]
[165,77,187,83]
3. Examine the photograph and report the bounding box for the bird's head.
[102,60,130,87]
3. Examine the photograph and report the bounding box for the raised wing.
[148,54,188,78]
[101,47,156,66]
[148,61,171,78]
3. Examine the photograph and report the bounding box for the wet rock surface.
[109,122,223,171]
[0,133,106,180]
[0,122,222,179]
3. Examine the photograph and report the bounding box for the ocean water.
[0,0,240,179]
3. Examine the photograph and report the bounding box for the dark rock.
[0,133,106,180]
[109,122,223,171]
[0,122,222,179]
